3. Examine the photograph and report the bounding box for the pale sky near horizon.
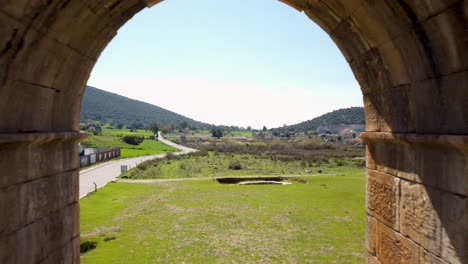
[87,0,362,129]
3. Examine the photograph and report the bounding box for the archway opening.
[0,1,465,263]
[79,1,367,262]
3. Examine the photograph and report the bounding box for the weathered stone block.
[374,86,413,133]
[43,203,80,256]
[34,0,116,60]
[319,0,364,19]
[367,251,382,264]
[304,0,342,34]
[400,181,442,256]
[0,12,22,86]
[370,141,415,181]
[363,95,389,132]
[0,80,56,133]
[331,17,371,63]
[84,0,146,23]
[367,215,378,255]
[420,247,450,264]
[0,170,78,234]
[92,0,146,31]
[0,202,79,264]
[0,217,46,264]
[367,170,400,230]
[366,147,377,170]
[349,48,392,95]
[278,0,308,11]
[441,193,467,264]
[376,38,412,87]
[399,0,459,21]
[52,86,86,132]
[0,141,80,188]
[437,71,468,135]
[377,222,419,264]
[422,4,468,76]
[44,236,80,264]
[0,0,31,19]
[414,144,467,196]
[8,29,70,89]
[382,30,437,83]
[409,79,444,134]
[407,65,467,136]
[352,1,410,48]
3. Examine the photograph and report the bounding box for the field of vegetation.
[121,151,363,180]
[81,174,366,263]
[81,126,177,158]
[122,137,365,179]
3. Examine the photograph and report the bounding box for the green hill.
[275,107,365,133]
[80,86,211,129]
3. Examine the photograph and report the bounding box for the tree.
[122,135,144,145]
[180,121,188,131]
[160,125,170,134]
[211,127,223,139]
[148,121,159,139]
[262,126,267,132]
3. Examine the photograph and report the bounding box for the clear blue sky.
[87,0,362,129]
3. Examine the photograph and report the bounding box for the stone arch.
[0,0,466,263]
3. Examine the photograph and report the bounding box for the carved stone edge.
[361,132,468,151]
[142,0,165,8]
[0,132,89,146]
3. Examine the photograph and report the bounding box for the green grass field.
[81,134,177,158]
[81,173,366,263]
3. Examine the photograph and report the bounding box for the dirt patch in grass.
[216,176,287,184]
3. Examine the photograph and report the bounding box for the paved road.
[79,133,197,198]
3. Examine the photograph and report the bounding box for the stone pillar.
[363,132,467,264]
[0,132,86,263]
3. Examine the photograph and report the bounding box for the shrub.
[137,160,153,170]
[228,161,242,170]
[103,235,117,242]
[122,135,144,145]
[166,152,178,160]
[80,240,98,254]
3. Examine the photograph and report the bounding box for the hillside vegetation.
[80,86,210,129]
[275,107,365,133]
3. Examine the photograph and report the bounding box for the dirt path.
[79,134,197,198]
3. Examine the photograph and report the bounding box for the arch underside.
[0,0,466,263]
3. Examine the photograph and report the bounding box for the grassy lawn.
[81,173,365,263]
[82,129,177,158]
